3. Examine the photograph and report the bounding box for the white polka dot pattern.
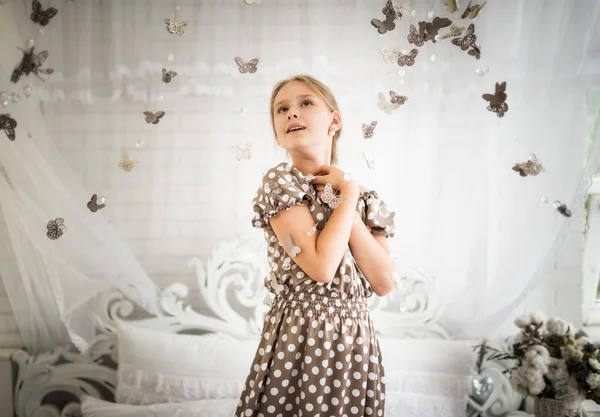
[237,162,393,416]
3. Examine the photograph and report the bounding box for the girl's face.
[272,81,340,154]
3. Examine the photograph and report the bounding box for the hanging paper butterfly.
[143,111,165,124]
[371,0,404,34]
[482,82,508,118]
[30,0,58,27]
[397,49,419,67]
[0,114,17,141]
[389,91,408,105]
[362,151,376,170]
[407,25,425,47]
[418,17,452,43]
[321,183,346,209]
[161,68,177,83]
[512,154,546,177]
[461,0,487,20]
[231,143,252,160]
[164,14,189,36]
[87,194,106,212]
[436,24,465,41]
[371,13,396,35]
[555,202,572,218]
[362,121,377,139]
[451,23,478,51]
[47,218,67,240]
[11,47,54,83]
[442,0,459,13]
[283,235,301,257]
[468,46,481,59]
[383,0,408,20]
[378,93,400,115]
[118,152,139,172]
[234,57,259,74]
[378,47,402,64]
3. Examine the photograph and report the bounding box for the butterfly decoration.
[378,46,402,64]
[435,24,465,41]
[363,152,376,170]
[389,90,408,105]
[321,183,346,209]
[397,48,419,67]
[161,68,177,83]
[384,0,409,20]
[87,194,106,212]
[482,81,509,118]
[265,180,283,196]
[407,25,426,47]
[362,121,377,139]
[451,23,481,58]
[512,154,546,177]
[118,152,139,172]
[283,235,301,257]
[418,17,452,43]
[371,13,396,35]
[371,0,405,34]
[30,0,58,27]
[11,47,54,84]
[307,222,319,236]
[0,114,17,141]
[143,111,165,124]
[442,0,459,13]
[461,0,487,20]
[47,218,67,240]
[468,46,481,59]
[234,57,259,74]
[267,272,285,295]
[555,202,572,218]
[164,14,189,36]
[377,93,400,115]
[244,0,262,4]
[231,143,252,161]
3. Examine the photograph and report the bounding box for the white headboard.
[10,232,526,417]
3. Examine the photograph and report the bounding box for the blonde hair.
[269,75,342,165]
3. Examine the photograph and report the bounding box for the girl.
[235,75,396,417]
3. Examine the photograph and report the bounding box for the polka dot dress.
[236,162,396,417]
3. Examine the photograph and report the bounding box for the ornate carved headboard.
[10,232,527,417]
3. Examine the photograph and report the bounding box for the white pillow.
[379,338,474,400]
[115,322,258,405]
[116,321,474,408]
[81,395,238,417]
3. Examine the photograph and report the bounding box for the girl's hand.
[310,165,348,191]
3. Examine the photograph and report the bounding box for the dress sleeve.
[356,190,396,238]
[251,164,311,229]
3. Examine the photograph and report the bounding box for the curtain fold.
[0,0,598,352]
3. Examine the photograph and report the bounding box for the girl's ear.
[330,110,342,131]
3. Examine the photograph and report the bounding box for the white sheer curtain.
[0,0,599,352]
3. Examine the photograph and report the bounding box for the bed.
[9,233,529,417]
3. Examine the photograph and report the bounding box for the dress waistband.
[271,290,370,321]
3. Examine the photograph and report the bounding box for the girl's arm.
[348,211,395,296]
[270,181,360,283]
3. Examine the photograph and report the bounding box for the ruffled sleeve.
[356,190,396,238]
[251,163,311,229]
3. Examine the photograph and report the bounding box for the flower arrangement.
[489,312,600,404]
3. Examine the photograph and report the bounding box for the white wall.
[0,99,588,347]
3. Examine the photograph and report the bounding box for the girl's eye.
[301,100,312,106]
[278,107,288,113]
